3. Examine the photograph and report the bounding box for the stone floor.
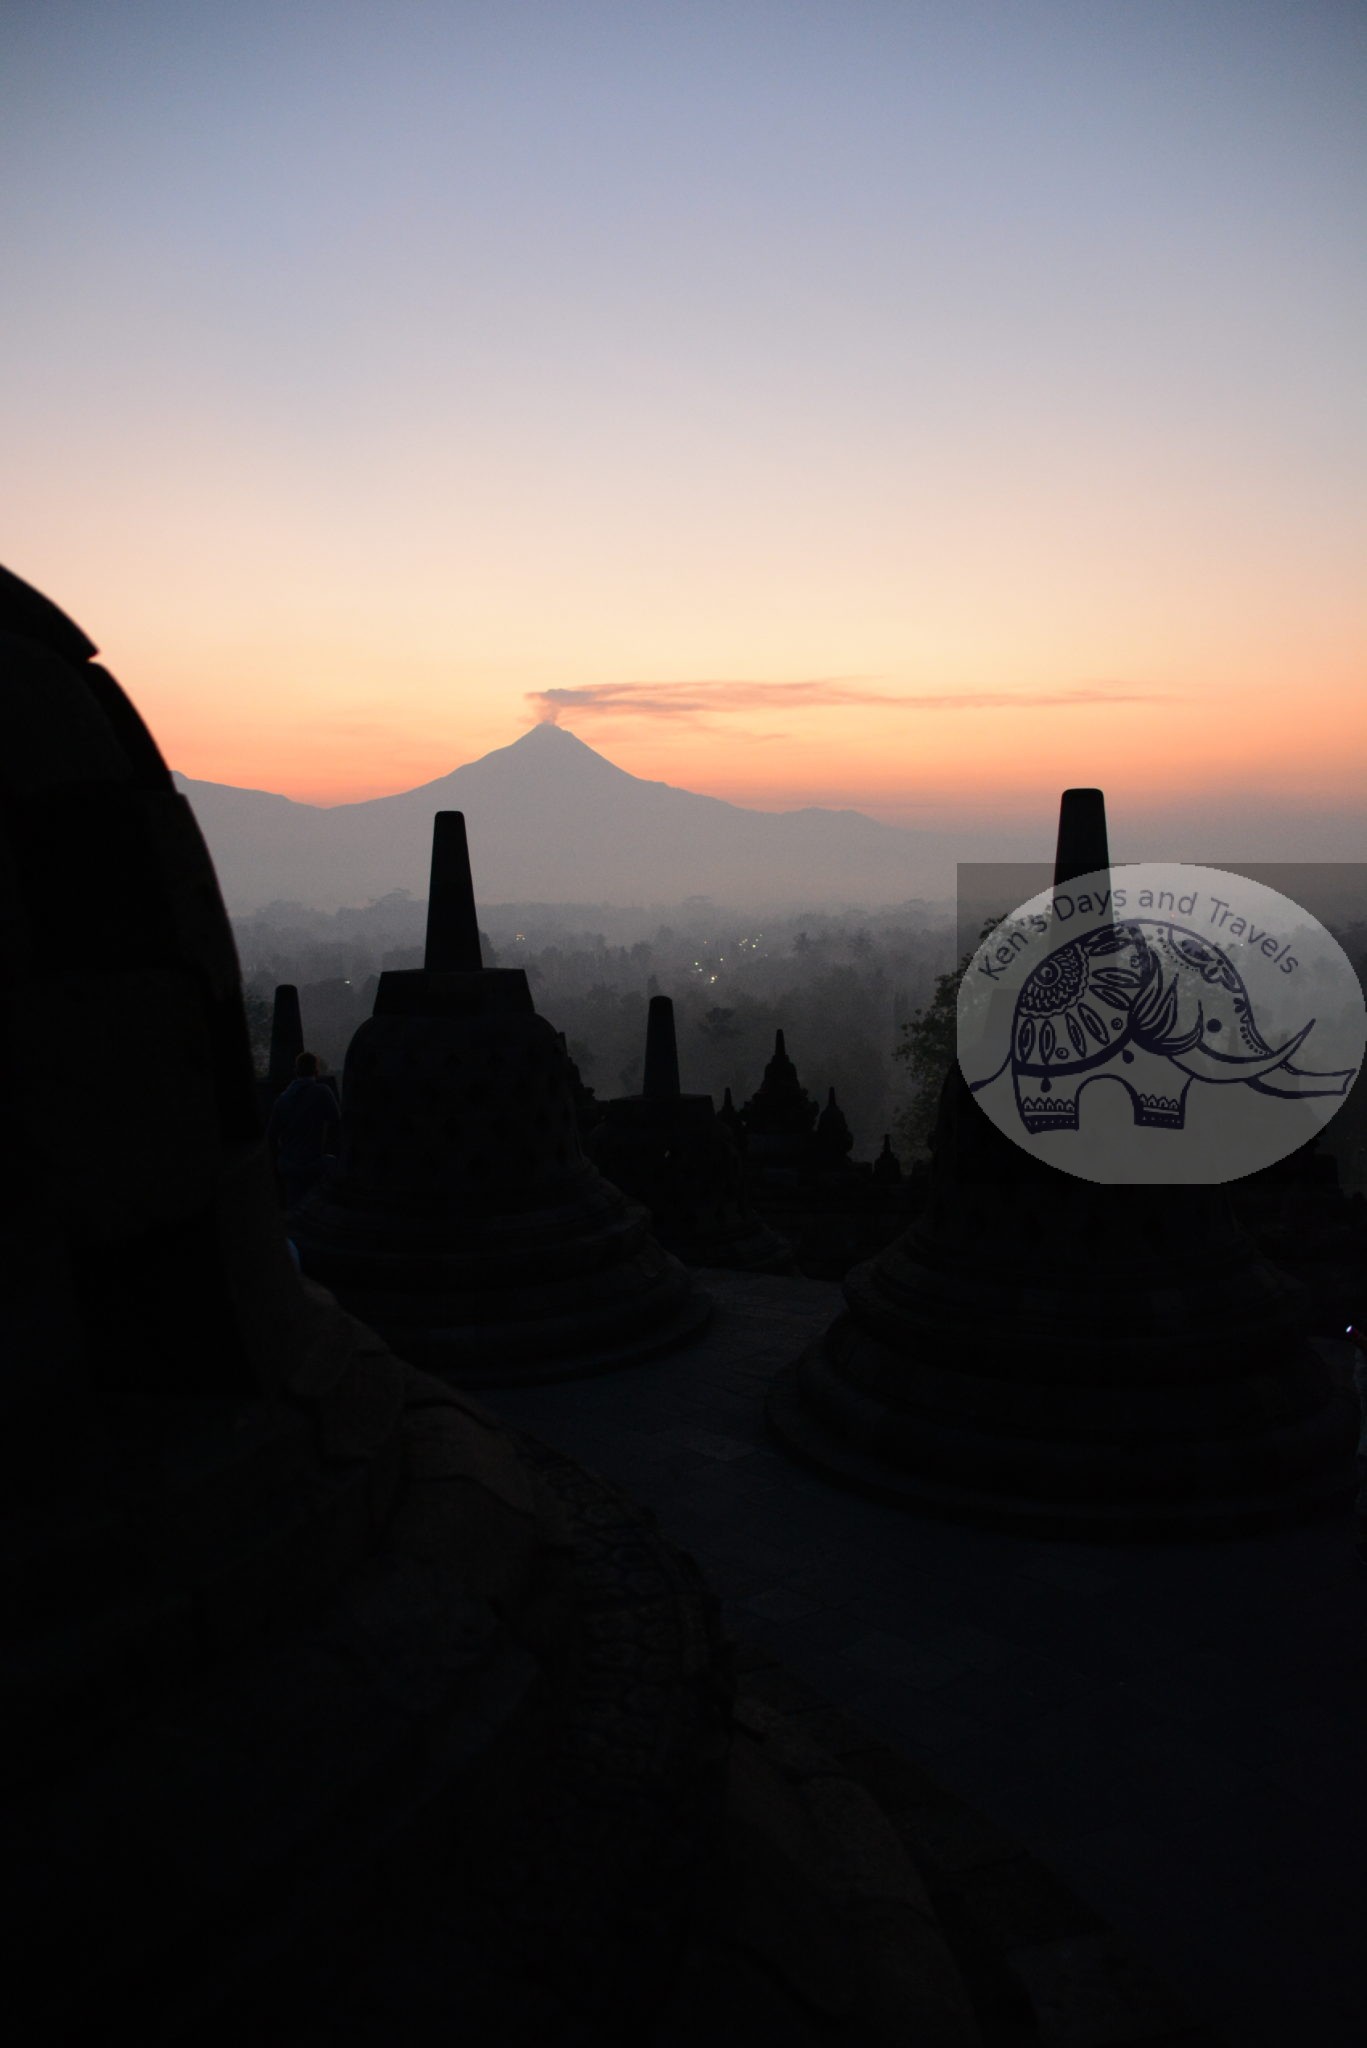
[474,1270,1367,2048]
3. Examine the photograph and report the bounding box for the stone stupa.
[873,1134,903,1185]
[814,1085,856,1166]
[735,1032,912,1280]
[768,788,1357,1538]
[292,812,711,1383]
[739,1027,820,1165]
[1,564,981,2047]
[717,1085,747,1150]
[587,996,793,1273]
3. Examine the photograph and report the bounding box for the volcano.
[175,724,964,911]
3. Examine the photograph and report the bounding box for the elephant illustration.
[970,921,1356,1135]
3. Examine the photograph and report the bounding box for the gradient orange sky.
[4,3,1364,844]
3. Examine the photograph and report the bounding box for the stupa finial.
[643,995,681,1100]
[268,984,303,1090]
[423,811,483,973]
[1053,788,1110,890]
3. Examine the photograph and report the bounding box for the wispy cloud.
[527,679,1167,729]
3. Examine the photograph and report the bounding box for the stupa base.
[743,1162,914,1279]
[587,1089,797,1278]
[678,1223,795,1275]
[370,1281,714,1387]
[294,1141,718,1387]
[768,1326,1357,1542]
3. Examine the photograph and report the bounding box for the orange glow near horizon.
[5,6,1364,854]
[23,356,1359,830]
[57,525,1363,837]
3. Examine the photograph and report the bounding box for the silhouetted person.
[266,1051,338,1210]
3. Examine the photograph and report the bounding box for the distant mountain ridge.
[174,725,969,911]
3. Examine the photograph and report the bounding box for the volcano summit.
[176,725,963,912]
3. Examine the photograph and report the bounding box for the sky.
[4,1,1364,850]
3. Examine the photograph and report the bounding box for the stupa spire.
[268,983,303,1090]
[1053,787,1110,890]
[423,810,483,972]
[643,995,681,1100]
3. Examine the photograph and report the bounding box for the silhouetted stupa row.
[268,968,903,1280]
[138,638,1362,1532]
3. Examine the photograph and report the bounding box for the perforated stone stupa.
[768,789,1357,1537]
[292,811,711,1382]
[1,565,981,2047]
[587,996,792,1273]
